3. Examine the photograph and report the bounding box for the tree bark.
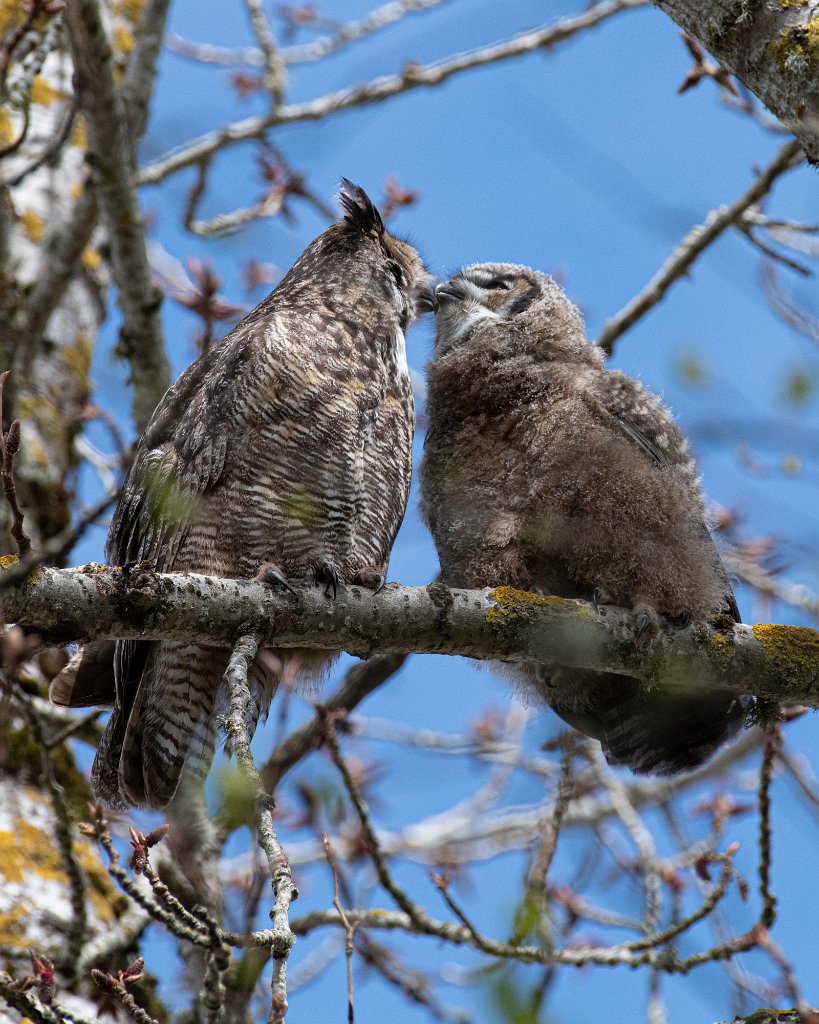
[654,0,819,166]
[4,563,819,706]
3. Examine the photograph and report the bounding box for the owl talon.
[633,604,661,642]
[256,563,300,599]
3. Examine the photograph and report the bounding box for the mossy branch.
[2,563,819,706]
[654,0,819,166]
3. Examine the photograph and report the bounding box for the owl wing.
[592,370,740,623]
[107,323,265,569]
[53,321,272,718]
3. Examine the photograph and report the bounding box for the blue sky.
[76,1,819,1020]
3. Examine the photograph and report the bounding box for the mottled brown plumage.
[420,263,749,775]
[51,182,434,808]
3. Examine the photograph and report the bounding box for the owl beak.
[435,282,466,305]
[415,286,438,314]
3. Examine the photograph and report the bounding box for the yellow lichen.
[770,17,819,74]
[113,23,135,54]
[31,76,64,106]
[113,0,145,20]
[753,623,819,699]
[0,109,15,147]
[0,554,19,568]
[70,114,88,150]
[82,247,101,270]
[0,0,22,36]
[63,332,93,378]
[487,586,591,626]
[0,906,29,947]
[21,209,44,243]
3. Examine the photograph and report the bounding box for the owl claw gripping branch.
[49,181,434,810]
[421,263,752,777]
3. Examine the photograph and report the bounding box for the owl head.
[337,179,436,328]
[434,262,593,364]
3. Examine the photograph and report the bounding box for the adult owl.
[51,181,435,808]
[420,263,749,775]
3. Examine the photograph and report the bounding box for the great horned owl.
[420,262,748,775]
[51,181,435,808]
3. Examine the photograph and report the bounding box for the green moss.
[753,623,819,699]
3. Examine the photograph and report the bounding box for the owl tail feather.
[114,642,222,809]
[546,670,750,776]
[49,640,118,708]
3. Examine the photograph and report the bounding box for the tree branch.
[3,564,819,706]
[138,0,646,187]
[63,0,170,431]
[596,138,803,354]
[654,0,819,167]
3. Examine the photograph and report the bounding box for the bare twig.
[322,833,356,1023]
[758,725,781,929]
[596,139,804,354]
[9,681,87,974]
[90,958,158,1024]
[263,653,407,791]
[223,633,297,1023]
[139,0,646,187]
[0,491,117,591]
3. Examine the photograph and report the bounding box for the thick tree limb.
[3,564,819,706]
[654,0,819,166]
[63,0,170,432]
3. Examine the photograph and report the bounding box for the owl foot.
[256,563,300,599]
[352,565,387,594]
[633,602,661,641]
[316,561,339,600]
[591,586,615,615]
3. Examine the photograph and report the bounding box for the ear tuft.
[338,178,384,234]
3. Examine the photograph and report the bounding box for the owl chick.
[51,181,435,808]
[420,262,748,775]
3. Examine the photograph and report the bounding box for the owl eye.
[387,260,405,287]
[480,277,512,291]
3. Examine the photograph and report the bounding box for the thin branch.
[758,726,781,929]
[322,833,356,1024]
[596,138,804,354]
[8,682,87,975]
[243,0,286,100]
[0,491,117,591]
[321,708,440,934]
[138,0,646,187]
[263,653,406,791]
[279,0,452,65]
[222,633,297,1023]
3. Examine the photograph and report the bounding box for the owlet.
[420,262,749,775]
